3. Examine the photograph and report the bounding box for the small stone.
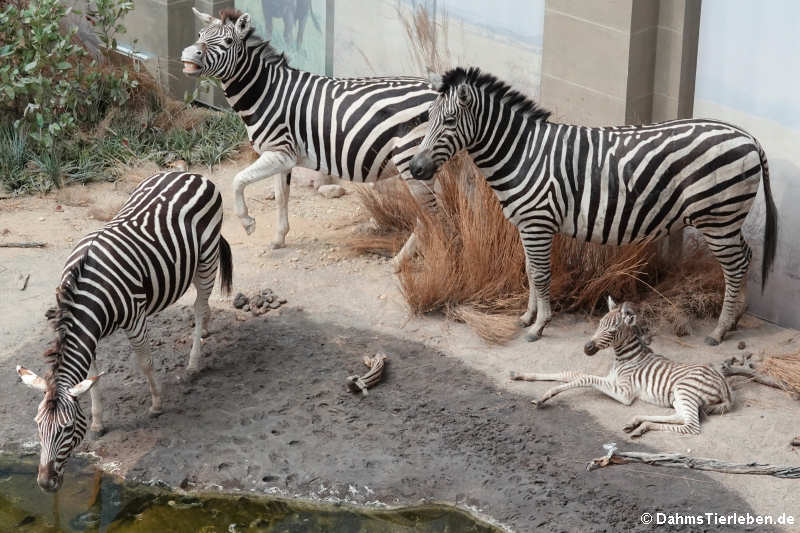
[264,189,276,200]
[318,184,345,199]
[278,298,287,304]
[243,304,250,312]
[252,294,264,308]
[738,341,746,350]
[269,301,281,309]
[265,294,274,303]
[233,293,249,309]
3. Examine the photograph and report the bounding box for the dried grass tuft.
[760,349,800,395]
[348,154,725,343]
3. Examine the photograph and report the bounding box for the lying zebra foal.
[15,172,232,492]
[511,297,733,437]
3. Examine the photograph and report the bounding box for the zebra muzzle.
[584,341,599,356]
[409,152,436,180]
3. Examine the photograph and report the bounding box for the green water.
[0,454,499,532]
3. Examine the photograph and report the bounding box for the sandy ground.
[1,156,798,532]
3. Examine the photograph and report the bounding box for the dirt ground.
[1,156,798,532]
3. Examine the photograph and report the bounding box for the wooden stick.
[0,242,47,248]
[587,443,800,478]
[346,353,388,396]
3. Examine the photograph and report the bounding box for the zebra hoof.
[148,407,163,418]
[518,315,534,328]
[509,371,520,381]
[622,423,636,433]
[524,332,542,342]
[531,398,546,408]
[89,429,106,440]
[704,336,720,346]
[269,240,285,250]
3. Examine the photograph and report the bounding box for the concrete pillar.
[540,0,701,257]
[540,0,700,126]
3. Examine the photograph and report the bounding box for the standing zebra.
[409,67,778,345]
[15,172,232,492]
[511,297,734,437]
[181,8,438,265]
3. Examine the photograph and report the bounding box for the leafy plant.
[86,0,134,51]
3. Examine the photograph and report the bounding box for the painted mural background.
[332,0,544,96]
[694,0,800,327]
[236,0,327,74]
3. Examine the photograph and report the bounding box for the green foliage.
[86,0,134,51]
[0,1,247,195]
[0,0,138,149]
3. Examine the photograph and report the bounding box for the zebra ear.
[192,7,220,25]
[457,84,472,106]
[67,372,105,398]
[621,303,637,325]
[427,70,443,91]
[607,296,617,311]
[16,365,47,391]
[234,12,252,40]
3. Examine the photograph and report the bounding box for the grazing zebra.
[511,298,733,437]
[409,67,778,345]
[15,172,232,492]
[181,8,438,265]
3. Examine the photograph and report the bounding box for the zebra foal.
[15,172,232,492]
[182,8,438,266]
[511,297,733,437]
[409,67,778,345]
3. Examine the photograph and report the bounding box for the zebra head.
[16,365,101,492]
[584,297,638,355]
[409,68,479,181]
[181,8,253,80]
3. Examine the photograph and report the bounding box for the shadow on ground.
[2,306,767,532]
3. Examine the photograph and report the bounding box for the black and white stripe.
[17,171,232,492]
[512,298,733,437]
[182,8,438,262]
[410,67,778,345]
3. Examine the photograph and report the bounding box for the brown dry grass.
[761,349,800,395]
[348,155,725,343]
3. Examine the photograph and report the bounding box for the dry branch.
[720,352,800,397]
[0,242,47,248]
[346,353,388,397]
[587,443,800,478]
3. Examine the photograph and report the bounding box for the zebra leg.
[127,321,163,417]
[393,176,438,270]
[519,255,538,327]
[534,375,634,407]
[629,393,701,437]
[523,229,555,342]
[232,150,296,237]
[698,228,752,345]
[509,370,586,382]
[88,361,105,438]
[623,413,685,434]
[187,257,217,376]
[272,170,291,249]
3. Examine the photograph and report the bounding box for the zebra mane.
[42,255,88,394]
[439,67,551,122]
[218,8,291,69]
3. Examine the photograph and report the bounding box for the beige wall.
[541,0,699,126]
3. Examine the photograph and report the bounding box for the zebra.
[409,67,778,345]
[181,8,438,266]
[511,297,734,437]
[15,171,233,492]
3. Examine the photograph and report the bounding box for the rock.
[269,301,281,309]
[233,293,249,309]
[278,298,287,304]
[318,184,345,199]
[252,294,264,308]
[737,341,746,350]
[265,294,274,304]
[243,304,250,312]
[264,188,276,200]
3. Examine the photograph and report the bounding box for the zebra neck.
[470,114,553,185]
[222,43,287,114]
[611,336,648,361]
[51,334,97,390]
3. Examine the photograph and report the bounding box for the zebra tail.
[218,236,233,296]
[758,144,778,292]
